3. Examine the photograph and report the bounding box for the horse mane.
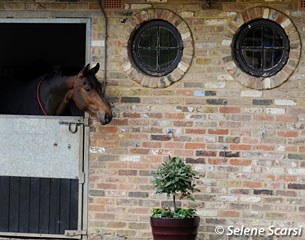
[43,68,104,95]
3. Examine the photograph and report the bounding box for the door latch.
[59,119,88,134]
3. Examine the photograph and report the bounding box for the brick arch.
[223,7,301,90]
[120,8,194,88]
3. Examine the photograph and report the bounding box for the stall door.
[0,115,85,239]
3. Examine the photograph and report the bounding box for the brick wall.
[0,0,304,240]
[91,0,305,239]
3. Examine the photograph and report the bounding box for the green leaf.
[152,207,197,219]
[152,155,201,210]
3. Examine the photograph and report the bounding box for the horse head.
[71,63,112,125]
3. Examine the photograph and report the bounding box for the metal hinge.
[65,230,87,237]
[79,172,85,184]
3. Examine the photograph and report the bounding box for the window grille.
[233,19,290,78]
[129,20,183,77]
[103,0,123,9]
[299,0,305,10]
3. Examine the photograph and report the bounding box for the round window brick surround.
[223,7,301,90]
[120,8,194,88]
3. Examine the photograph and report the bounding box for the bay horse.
[0,63,112,125]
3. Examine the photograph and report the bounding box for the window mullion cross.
[272,28,275,67]
[261,26,264,71]
[130,20,183,77]
[234,19,289,78]
[156,26,160,71]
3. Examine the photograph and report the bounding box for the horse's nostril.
[97,112,112,125]
[105,113,112,123]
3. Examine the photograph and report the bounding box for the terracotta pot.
[150,216,200,240]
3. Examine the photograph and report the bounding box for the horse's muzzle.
[97,112,112,125]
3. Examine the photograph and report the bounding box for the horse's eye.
[84,86,91,92]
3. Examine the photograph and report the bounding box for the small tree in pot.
[150,156,201,240]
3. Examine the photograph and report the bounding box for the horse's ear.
[89,63,100,75]
[79,63,100,76]
[84,64,90,73]
[78,64,90,77]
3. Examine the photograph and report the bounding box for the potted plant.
[150,156,201,240]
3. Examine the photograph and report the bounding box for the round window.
[129,20,184,77]
[233,19,290,77]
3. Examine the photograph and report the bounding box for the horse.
[0,63,112,125]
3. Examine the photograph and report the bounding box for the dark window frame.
[129,20,184,77]
[233,19,290,77]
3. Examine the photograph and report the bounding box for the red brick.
[108,162,128,169]
[243,181,263,188]
[95,213,115,220]
[185,143,206,149]
[164,113,185,119]
[117,184,136,191]
[164,142,184,149]
[208,129,229,135]
[97,183,117,189]
[208,158,228,165]
[229,159,251,166]
[123,112,141,118]
[129,119,150,126]
[264,175,276,181]
[142,142,162,148]
[185,128,206,134]
[219,211,240,218]
[286,145,298,152]
[219,107,241,113]
[151,149,172,155]
[277,131,298,137]
[98,126,118,133]
[176,89,193,96]
[128,162,150,169]
[173,149,194,157]
[89,204,106,212]
[129,133,149,140]
[276,115,298,123]
[147,113,163,118]
[118,170,138,176]
[254,145,275,151]
[254,115,274,121]
[173,121,193,127]
[230,144,252,150]
[110,119,128,126]
[142,156,163,163]
[127,207,150,214]
[128,177,149,184]
[130,148,150,154]
[151,135,171,141]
